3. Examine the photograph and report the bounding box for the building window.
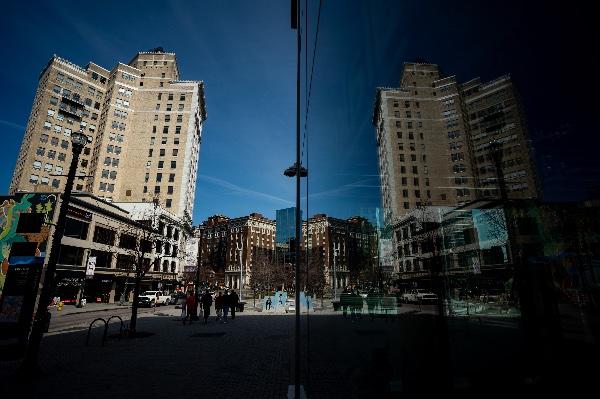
[154,186,161,194]
[167,186,173,194]
[29,174,39,184]
[163,126,169,134]
[65,217,89,240]
[93,226,116,246]
[166,199,172,208]
[169,173,175,182]
[158,161,164,168]
[170,161,176,168]
[156,173,163,182]
[177,115,182,123]
[160,149,165,156]
[172,149,178,156]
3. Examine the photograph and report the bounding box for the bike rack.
[86,318,107,346]
[86,315,126,346]
[105,315,125,340]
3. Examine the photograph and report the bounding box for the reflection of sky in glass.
[472,209,508,250]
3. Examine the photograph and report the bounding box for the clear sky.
[1,1,598,225]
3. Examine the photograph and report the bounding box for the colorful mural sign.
[0,193,57,295]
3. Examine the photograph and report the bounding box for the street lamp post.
[333,242,339,300]
[21,130,89,373]
[236,239,243,301]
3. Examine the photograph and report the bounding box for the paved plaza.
[1,303,598,398]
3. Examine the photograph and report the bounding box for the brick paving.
[1,304,599,398]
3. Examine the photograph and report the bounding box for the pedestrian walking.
[266,297,272,310]
[215,291,223,321]
[183,292,196,325]
[200,289,213,324]
[153,291,160,312]
[180,295,187,318]
[229,289,239,319]
[222,290,230,323]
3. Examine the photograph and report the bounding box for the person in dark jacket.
[222,290,230,323]
[183,292,195,325]
[215,291,223,321]
[229,289,240,319]
[200,289,213,324]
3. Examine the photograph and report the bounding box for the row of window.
[40,135,69,149]
[29,174,60,188]
[157,93,186,102]
[145,160,177,169]
[155,103,185,112]
[396,131,423,140]
[148,148,178,157]
[32,161,63,174]
[402,189,431,199]
[152,125,182,134]
[393,100,421,108]
[144,172,176,183]
[101,169,118,179]
[401,177,430,186]
[155,114,184,123]
[99,182,115,192]
[36,147,67,160]
[47,109,97,132]
[394,120,423,129]
[150,136,180,145]
[103,157,120,167]
[115,98,130,108]
[399,153,426,163]
[114,109,128,119]
[107,145,122,154]
[110,121,126,130]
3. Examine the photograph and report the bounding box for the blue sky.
[1,1,598,225]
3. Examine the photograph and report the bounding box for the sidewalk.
[48,302,131,316]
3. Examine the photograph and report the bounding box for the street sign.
[86,256,97,278]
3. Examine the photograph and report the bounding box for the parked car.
[138,291,170,307]
[137,296,152,307]
[401,289,438,304]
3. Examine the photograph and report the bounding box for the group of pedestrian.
[182,289,239,325]
[214,289,239,323]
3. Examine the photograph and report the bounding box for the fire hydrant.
[57,301,64,311]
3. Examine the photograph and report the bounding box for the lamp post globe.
[71,131,89,149]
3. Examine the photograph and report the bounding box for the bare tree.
[303,247,326,305]
[116,199,165,335]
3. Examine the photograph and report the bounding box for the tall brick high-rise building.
[9,48,206,219]
[373,62,538,225]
